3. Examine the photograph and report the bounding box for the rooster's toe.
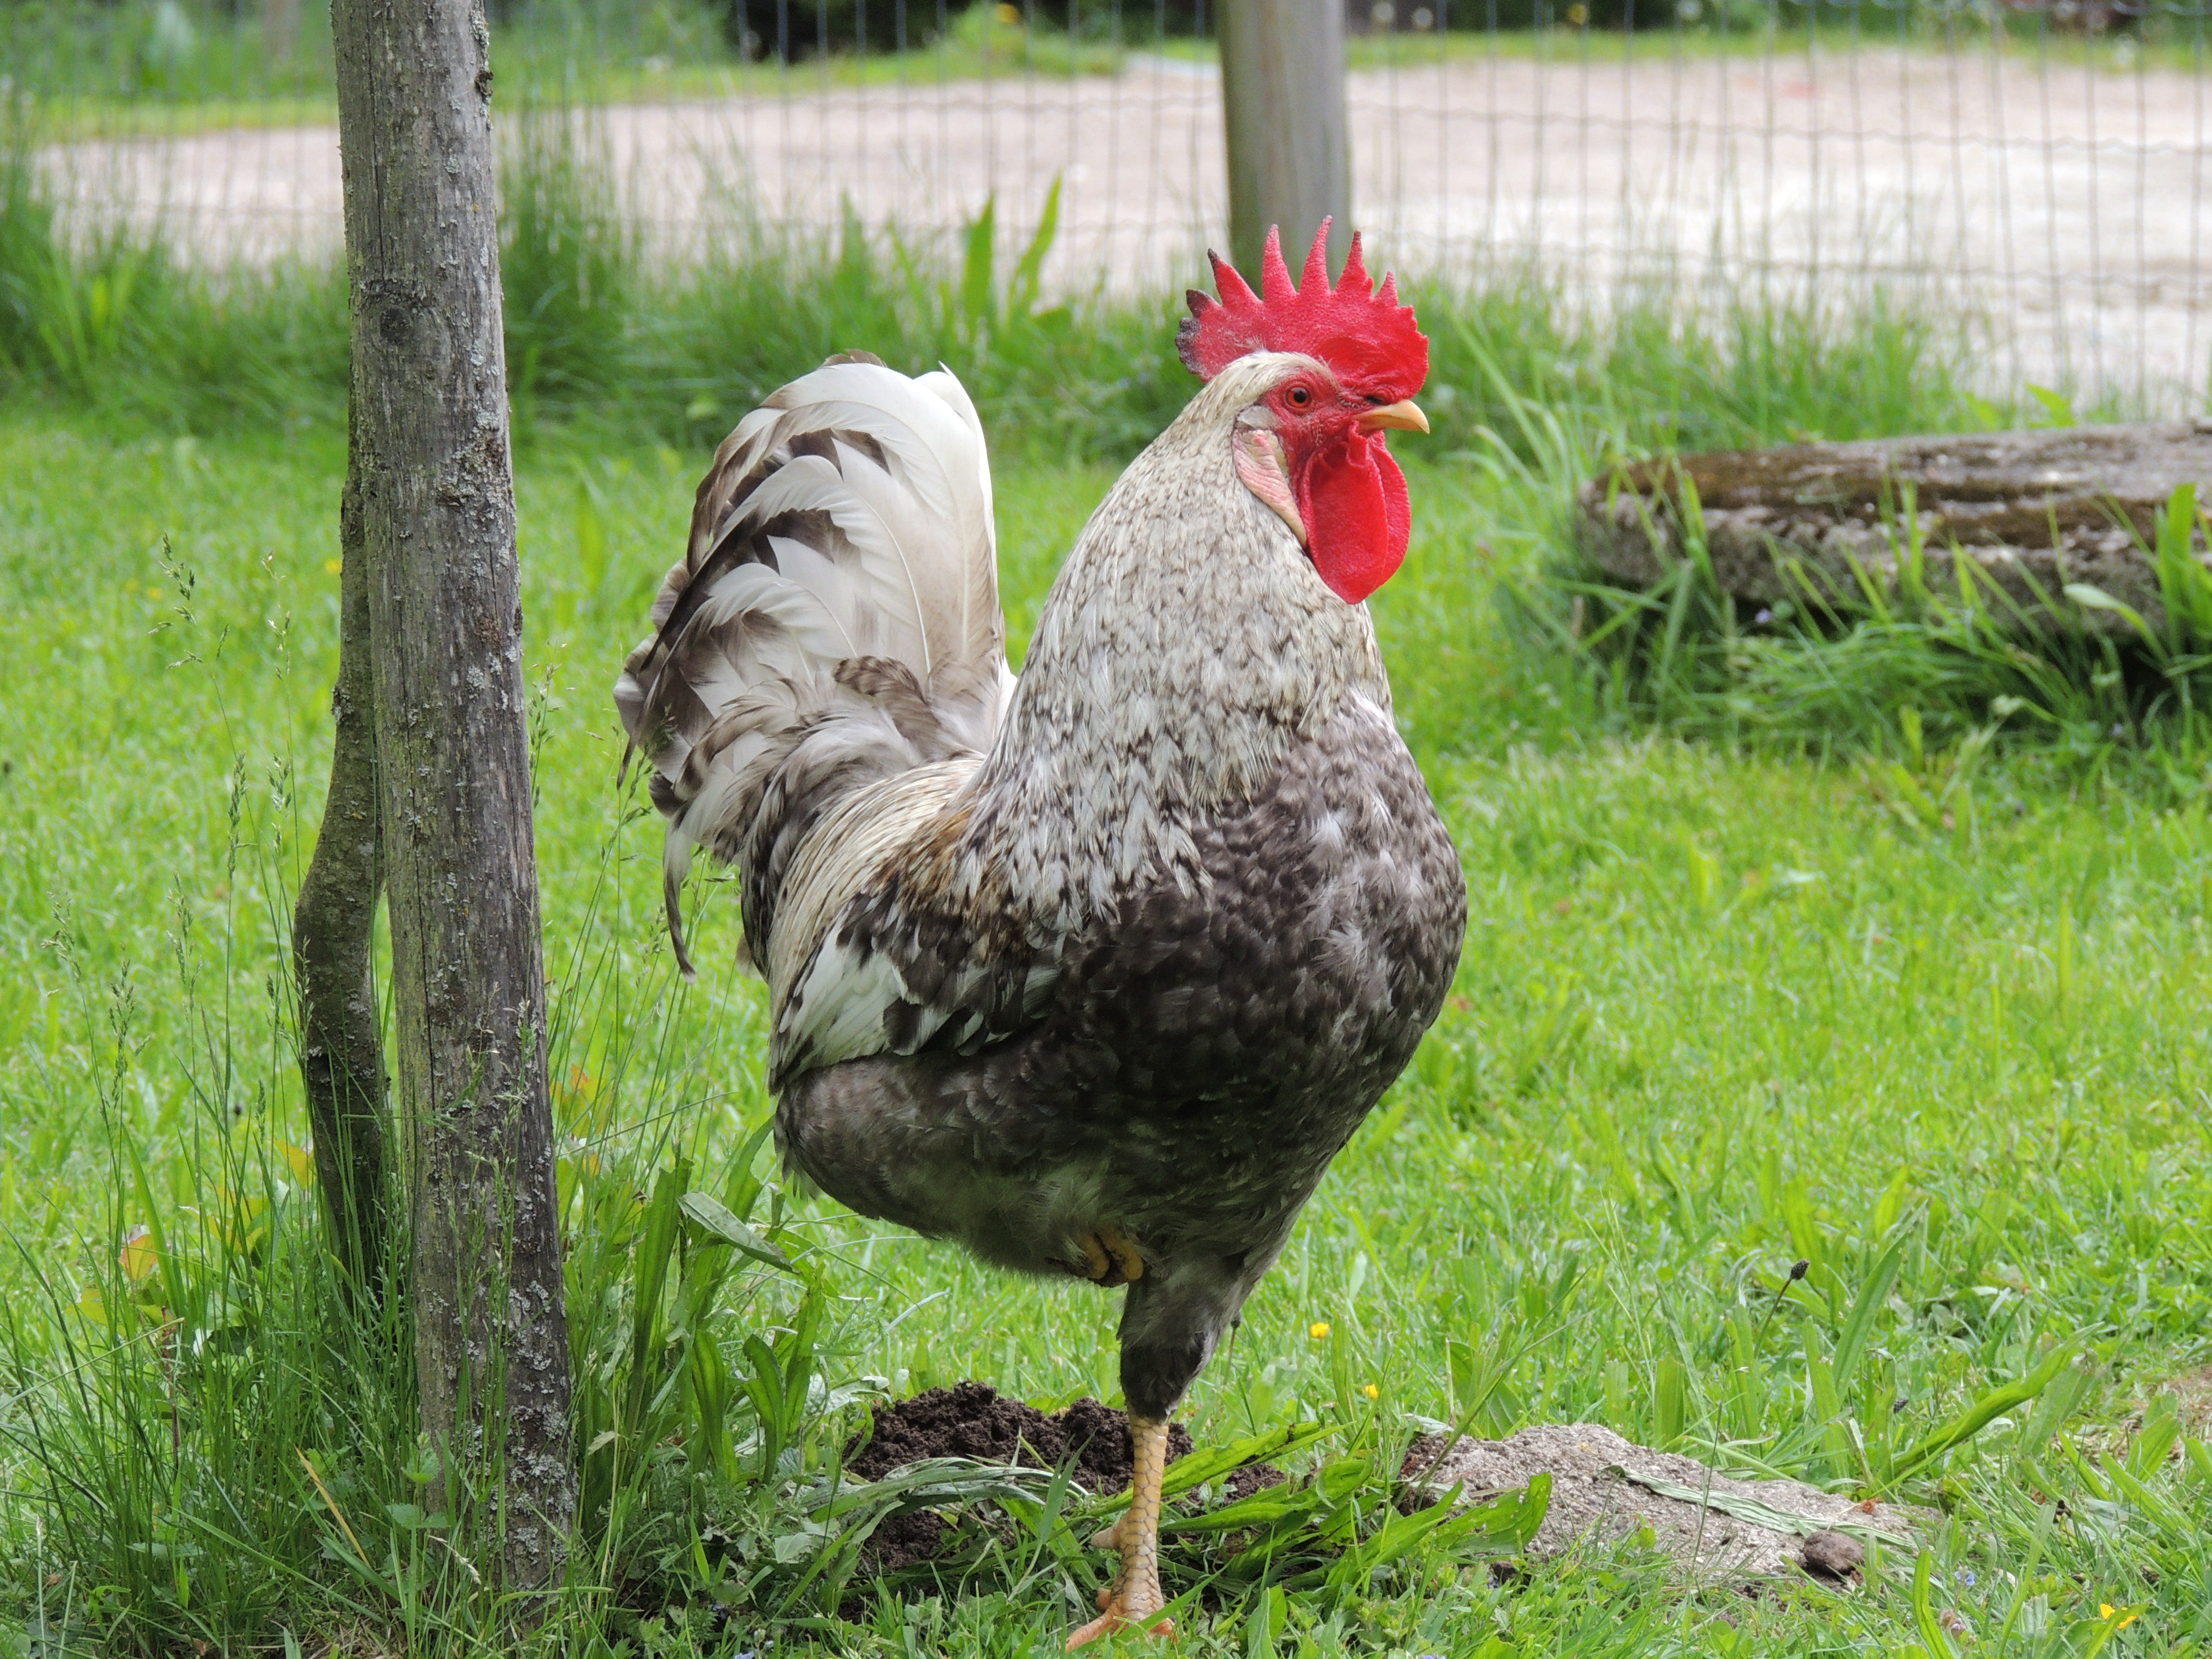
[1061,1226,1145,1287]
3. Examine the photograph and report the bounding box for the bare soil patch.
[2164,1367,2212,1436]
[1404,1422,1927,1584]
[844,1382,1195,1575]
[845,1380,1196,1492]
[844,1382,1292,1576]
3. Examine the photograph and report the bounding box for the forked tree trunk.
[329,0,575,1596]
[292,421,392,1301]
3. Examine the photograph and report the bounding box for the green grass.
[4,354,2211,1653]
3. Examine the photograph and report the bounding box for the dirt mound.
[1222,1460,1287,1503]
[846,1382,1293,1581]
[864,1508,951,1574]
[846,1381,1194,1494]
[847,1383,1201,1580]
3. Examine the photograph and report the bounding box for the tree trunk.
[330,0,575,1599]
[1218,0,1352,278]
[292,421,392,1301]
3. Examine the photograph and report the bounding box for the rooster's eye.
[1286,385,1312,409]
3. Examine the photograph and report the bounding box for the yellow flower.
[1308,1321,1330,1340]
[2100,1605,2140,1630]
[1361,1382,1380,1399]
[118,1225,158,1285]
[324,558,343,576]
[554,1064,603,1129]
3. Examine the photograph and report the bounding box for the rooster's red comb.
[1177,220,1428,400]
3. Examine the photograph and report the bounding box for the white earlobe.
[1232,427,1306,547]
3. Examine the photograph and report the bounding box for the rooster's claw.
[1064,1226,1144,1287]
[1066,1606,1175,1648]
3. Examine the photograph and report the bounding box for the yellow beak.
[1357,399,1430,435]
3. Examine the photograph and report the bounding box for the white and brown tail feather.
[614,353,1012,976]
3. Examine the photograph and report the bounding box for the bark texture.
[292,432,392,1299]
[1577,421,2212,636]
[330,0,575,1594]
[1218,0,1351,277]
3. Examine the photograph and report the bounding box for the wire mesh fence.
[8,0,2208,415]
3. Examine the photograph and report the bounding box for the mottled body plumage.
[784,686,1461,1416]
[618,346,1464,1427]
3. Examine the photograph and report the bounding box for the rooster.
[615,223,1464,1646]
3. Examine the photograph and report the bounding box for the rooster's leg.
[1067,1414,1173,1648]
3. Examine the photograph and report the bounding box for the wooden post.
[264,0,301,65]
[329,0,576,1600]
[1217,0,1352,278]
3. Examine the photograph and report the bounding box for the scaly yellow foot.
[1062,1226,1145,1289]
[1067,1415,1174,1649]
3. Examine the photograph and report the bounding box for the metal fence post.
[1217,0,1352,278]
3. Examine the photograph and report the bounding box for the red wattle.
[1375,443,1409,572]
[1296,433,1409,603]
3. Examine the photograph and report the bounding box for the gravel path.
[42,48,2210,407]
